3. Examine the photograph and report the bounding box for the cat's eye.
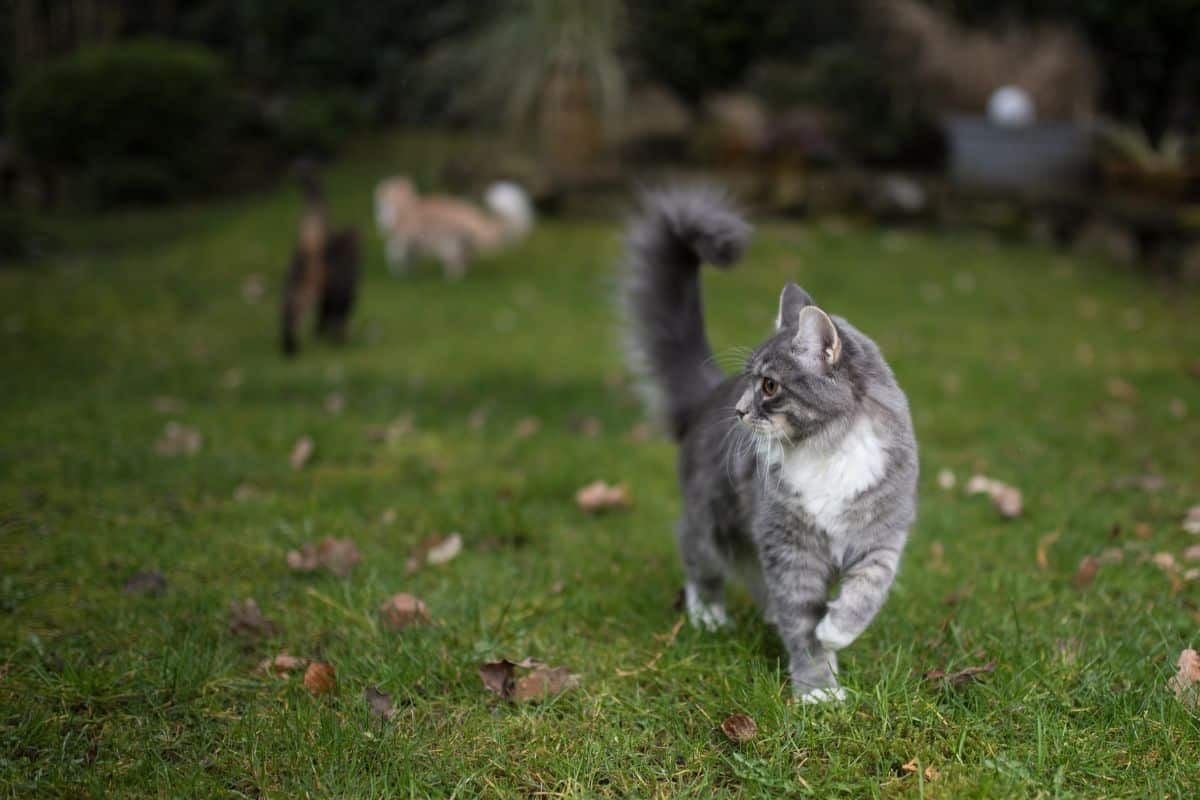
[761,377,779,397]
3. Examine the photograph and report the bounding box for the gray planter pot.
[944,114,1092,191]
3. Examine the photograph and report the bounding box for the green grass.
[3,135,1200,798]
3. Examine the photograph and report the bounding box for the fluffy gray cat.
[621,188,918,703]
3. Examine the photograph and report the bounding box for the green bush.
[269,91,368,158]
[7,39,234,205]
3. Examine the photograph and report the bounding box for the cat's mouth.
[742,415,790,441]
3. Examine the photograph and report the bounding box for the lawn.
[2,135,1199,798]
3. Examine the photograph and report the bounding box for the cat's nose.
[735,407,747,420]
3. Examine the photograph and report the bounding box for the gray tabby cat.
[621,188,918,703]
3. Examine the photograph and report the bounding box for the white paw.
[798,686,847,705]
[814,617,855,651]
[685,584,730,631]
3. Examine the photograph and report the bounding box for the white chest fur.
[777,416,887,559]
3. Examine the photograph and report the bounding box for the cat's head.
[735,282,857,442]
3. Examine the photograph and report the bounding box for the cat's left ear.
[775,282,814,330]
[793,306,841,369]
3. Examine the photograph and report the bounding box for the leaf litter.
[721,713,758,743]
[575,481,631,513]
[228,598,279,642]
[378,593,431,630]
[966,475,1022,518]
[1168,648,1200,708]
[286,537,361,577]
[479,658,580,703]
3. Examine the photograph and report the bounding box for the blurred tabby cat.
[281,165,360,356]
[374,177,532,279]
[621,188,918,703]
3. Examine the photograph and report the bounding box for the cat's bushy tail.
[621,187,752,441]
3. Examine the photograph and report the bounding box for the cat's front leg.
[814,535,904,652]
[757,520,842,703]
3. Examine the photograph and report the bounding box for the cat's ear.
[793,306,841,369]
[775,282,814,330]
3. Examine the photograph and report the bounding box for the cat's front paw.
[814,616,855,651]
[797,686,847,705]
[685,584,730,631]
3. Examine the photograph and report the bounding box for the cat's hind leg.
[385,235,412,275]
[677,517,730,631]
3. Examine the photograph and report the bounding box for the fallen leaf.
[258,653,308,676]
[720,713,758,743]
[1073,555,1099,588]
[575,481,631,513]
[479,660,516,698]
[1168,649,1200,708]
[233,483,259,502]
[221,368,244,390]
[286,537,361,577]
[936,469,956,490]
[425,532,462,565]
[625,422,653,443]
[1106,377,1138,402]
[571,416,603,438]
[241,273,266,303]
[511,666,580,702]
[1184,545,1200,562]
[1134,522,1153,539]
[1036,531,1060,569]
[364,686,395,721]
[942,586,971,606]
[379,593,431,630]
[514,417,541,438]
[924,661,996,686]
[923,766,941,781]
[1152,552,1178,571]
[1169,398,1188,419]
[368,415,414,443]
[152,395,185,414]
[304,662,337,696]
[1097,547,1125,565]
[467,406,490,429]
[122,571,166,596]
[324,392,345,415]
[289,436,314,469]
[479,658,577,703]
[228,598,279,642]
[154,422,202,456]
[1185,507,1200,535]
[901,757,918,774]
[966,475,1022,518]
[378,508,397,526]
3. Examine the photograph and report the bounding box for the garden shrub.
[7,38,234,206]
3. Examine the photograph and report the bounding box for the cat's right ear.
[775,282,814,330]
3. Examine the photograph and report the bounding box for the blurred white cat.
[374,177,533,279]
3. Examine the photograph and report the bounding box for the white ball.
[988,86,1035,128]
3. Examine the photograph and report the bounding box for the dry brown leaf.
[286,537,361,577]
[571,416,603,438]
[1036,531,1060,569]
[364,686,395,721]
[368,414,414,443]
[479,658,576,703]
[966,475,1022,518]
[122,571,166,597]
[1073,555,1099,588]
[942,586,971,606]
[303,662,337,696]
[575,481,631,513]
[228,598,279,642]
[258,653,308,676]
[1168,648,1200,708]
[511,666,580,703]
[936,469,956,490]
[467,406,490,430]
[514,417,542,438]
[426,533,463,566]
[155,422,203,456]
[924,661,996,686]
[1106,377,1138,402]
[929,541,946,572]
[1097,547,1125,565]
[379,593,431,630]
[1134,522,1153,539]
[720,713,758,743]
[1152,552,1178,571]
[378,508,397,526]
[1184,507,1200,535]
[923,766,941,781]
[1183,545,1200,562]
[625,422,653,443]
[289,436,314,469]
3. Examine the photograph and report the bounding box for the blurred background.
[3,0,1200,279]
